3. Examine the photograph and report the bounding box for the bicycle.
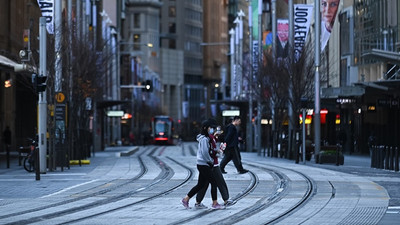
[21,138,38,172]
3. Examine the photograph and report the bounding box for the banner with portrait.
[320,0,341,51]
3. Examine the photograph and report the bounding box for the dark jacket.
[224,123,238,149]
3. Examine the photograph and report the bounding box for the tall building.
[322,0,400,153]
[0,1,41,150]
[159,1,184,128]
[160,0,203,138]
[119,0,162,142]
[203,0,229,118]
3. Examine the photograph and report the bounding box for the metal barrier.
[371,145,399,172]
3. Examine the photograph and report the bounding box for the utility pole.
[314,0,321,161]
[248,4,253,154]
[256,0,262,154]
[288,0,294,158]
[229,28,235,101]
[39,17,47,175]
[238,10,245,98]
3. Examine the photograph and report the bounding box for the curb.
[120,146,139,157]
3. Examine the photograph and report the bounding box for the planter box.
[317,150,344,165]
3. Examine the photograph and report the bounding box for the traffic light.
[144,80,153,92]
[32,74,47,93]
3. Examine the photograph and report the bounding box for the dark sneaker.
[239,169,249,174]
[221,169,227,174]
[224,200,235,207]
[211,203,225,210]
[195,203,207,209]
[181,198,190,209]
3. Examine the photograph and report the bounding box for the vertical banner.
[320,0,340,51]
[37,0,54,34]
[251,0,259,38]
[277,19,289,49]
[294,4,313,61]
[263,31,273,51]
[252,40,259,75]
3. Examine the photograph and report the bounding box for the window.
[169,23,176,33]
[169,40,176,49]
[134,34,141,50]
[169,6,176,17]
[134,13,140,28]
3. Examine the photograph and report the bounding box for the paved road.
[0,143,397,224]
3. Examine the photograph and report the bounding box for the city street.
[0,143,399,224]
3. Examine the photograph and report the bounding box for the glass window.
[169,23,176,33]
[134,13,140,28]
[169,6,176,17]
[169,40,176,49]
[134,34,141,50]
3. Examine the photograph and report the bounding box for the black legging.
[187,165,217,200]
[220,146,244,172]
[196,166,229,203]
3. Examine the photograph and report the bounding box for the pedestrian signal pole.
[38,17,47,176]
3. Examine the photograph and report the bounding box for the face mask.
[208,128,214,135]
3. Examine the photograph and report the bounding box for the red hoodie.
[209,134,219,165]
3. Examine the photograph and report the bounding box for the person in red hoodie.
[194,119,234,209]
[181,119,224,210]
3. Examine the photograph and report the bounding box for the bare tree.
[258,41,316,159]
[44,21,113,166]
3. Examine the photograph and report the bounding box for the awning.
[321,86,365,99]
[362,48,400,65]
[97,100,131,109]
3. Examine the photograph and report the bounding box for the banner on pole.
[294,4,313,61]
[320,0,341,51]
[37,0,54,34]
[277,19,289,49]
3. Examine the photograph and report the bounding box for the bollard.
[35,147,40,181]
[379,146,385,169]
[385,146,390,170]
[376,146,381,169]
[371,145,375,168]
[336,144,340,166]
[390,146,394,171]
[395,147,399,172]
[6,145,10,169]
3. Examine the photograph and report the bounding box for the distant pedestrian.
[181,119,224,209]
[368,132,376,156]
[220,116,248,174]
[194,119,233,209]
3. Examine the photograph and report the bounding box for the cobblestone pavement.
[0,144,397,224]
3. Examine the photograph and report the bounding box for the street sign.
[56,92,65,103]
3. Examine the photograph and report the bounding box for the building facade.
[0,0,41,151]
[160,0,203,139]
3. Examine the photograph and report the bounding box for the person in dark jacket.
[220,116,248,174]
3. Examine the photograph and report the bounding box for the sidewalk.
[0,145,396,224]
[261,151,400,225]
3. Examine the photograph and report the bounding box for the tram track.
[169,161,320,225]
[1,147,166,225]
[54,156,194,225]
